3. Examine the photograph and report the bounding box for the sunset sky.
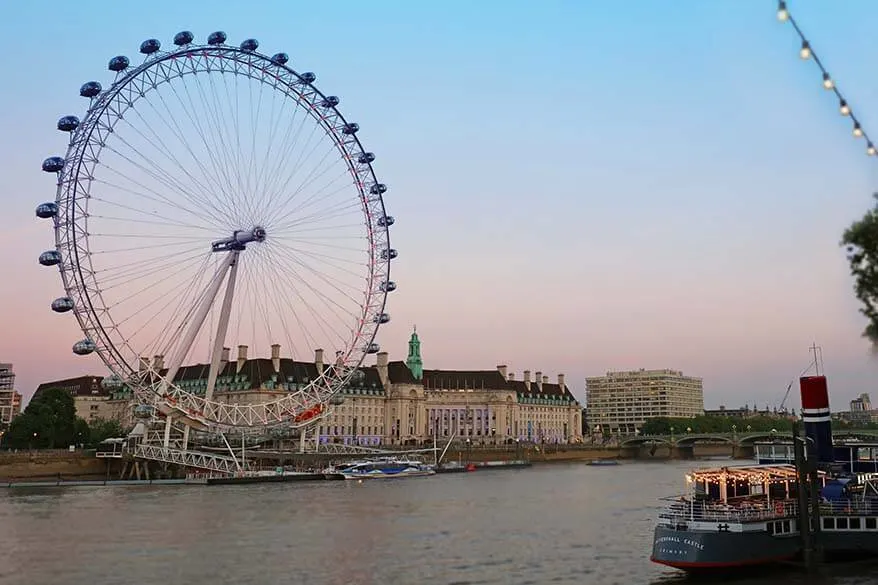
[2,0,878,411]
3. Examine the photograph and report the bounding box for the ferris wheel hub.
[211,226,266,252]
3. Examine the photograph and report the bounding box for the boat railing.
[658,497,799,525]
[820,499,878,516]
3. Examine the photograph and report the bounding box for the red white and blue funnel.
[800,375,834,463]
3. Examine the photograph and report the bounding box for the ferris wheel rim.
[46,35,394,427]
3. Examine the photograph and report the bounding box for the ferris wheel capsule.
[207,31,226,45]
[373,313,390,324]
[299,72,316,84]
[72,339,96,355]
[108,56,130,72]
[380,281,396,292]
[39,250,61,266]
[41,157,64,173]
[377,215,394,227]
[381,248,398,260]
[321,96,340,108]
[365,343,380,354]
[36,202,58,219]
[240,39,259,52]
[173,31,194,46]
[51,297,74,313]
[358,152,375,164]
[101,374,124,391]
[79,81,102,98]
[139,39,161,54]
[271,53,289,65]
[57,116,80,132]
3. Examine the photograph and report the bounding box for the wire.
[776,1,877,157]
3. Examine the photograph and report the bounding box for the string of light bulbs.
[776,1,876,156]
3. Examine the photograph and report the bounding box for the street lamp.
[465,437,472,463]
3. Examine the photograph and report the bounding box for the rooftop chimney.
[523,370,531,391]
[497,365,508,379]
[221,347,230,362]
[315,348,324,376]
[557,373,565,389]
[237,344,248,372]
[271,343,281,372]
[542,375,549,385]
[376,352,389,388]
[535,371,543,392]
[508,372,515,381]
[153,354,164,371]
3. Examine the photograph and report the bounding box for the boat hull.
[651,525,799,571]
[340,469,435,480]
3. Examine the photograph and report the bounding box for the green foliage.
[640,415,794,436]
[842,193,878,345]
[1,387,77,449]
[85,417,124,447]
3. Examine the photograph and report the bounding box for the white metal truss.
[135,443,247,475]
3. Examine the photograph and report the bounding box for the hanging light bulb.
[853,122,864,138]
[777,1,789,22]
[840,100,851,116]
[868,143,876,156]
[799,41,811,60]
[823,73,834,90]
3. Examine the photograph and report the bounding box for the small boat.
[587,459,620,466]
[328,457,436,480]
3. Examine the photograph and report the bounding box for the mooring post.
[793,421,814,571]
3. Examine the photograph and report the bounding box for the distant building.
[850,393,876,425]
[32,375,129,424]
[11,391,21,419]
[585,368,704,435]
[0,363,15,425]
[704,406,749,418]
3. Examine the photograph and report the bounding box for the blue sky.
[2,0,878,411]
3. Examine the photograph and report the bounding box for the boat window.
[766,522,774,535]
[850,518,862,530]
[823,518,835,530]
[783,520,791,533]
[837,518,849,530]
[867,518,877,530]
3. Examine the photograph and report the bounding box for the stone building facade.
[34,330,582,446]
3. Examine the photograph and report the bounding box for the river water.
[0,461,876,585]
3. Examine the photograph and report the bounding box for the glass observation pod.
[72,339,96,355]
[39,250,61,266]
[377,215,394,227]
[36,202,58,218]
[365,343,380,354]
[51,297,74,313]
[101,374,124,392]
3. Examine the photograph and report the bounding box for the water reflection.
[1,463,877,584]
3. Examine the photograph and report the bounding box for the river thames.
[0,461,876,585]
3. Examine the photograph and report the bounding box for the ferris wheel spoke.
[97,247,208,290]
[129,91,238,223]
[113,254,212,331]
[168,78,243,225]
[269,264,350,354]
[266,170,352,230]
[271,198,363,234]
[259,121,324,217]
[116,111,228,218]
[194,71,248,227]
[92,176,218,229]
[268,238,366,287]
[254,94,312,217]
[265,243,361,333]
[89,195,219,232]
[100,144,231,228]
[268,238,360,306]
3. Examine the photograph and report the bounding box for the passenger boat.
[651,371,878,572]
[327,457,436,480]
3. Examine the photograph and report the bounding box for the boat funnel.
[800,375,833,464]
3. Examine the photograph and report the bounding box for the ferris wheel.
[36,31,396,431]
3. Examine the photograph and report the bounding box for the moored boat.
[652,368,878,572]
[327,457,436,480]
